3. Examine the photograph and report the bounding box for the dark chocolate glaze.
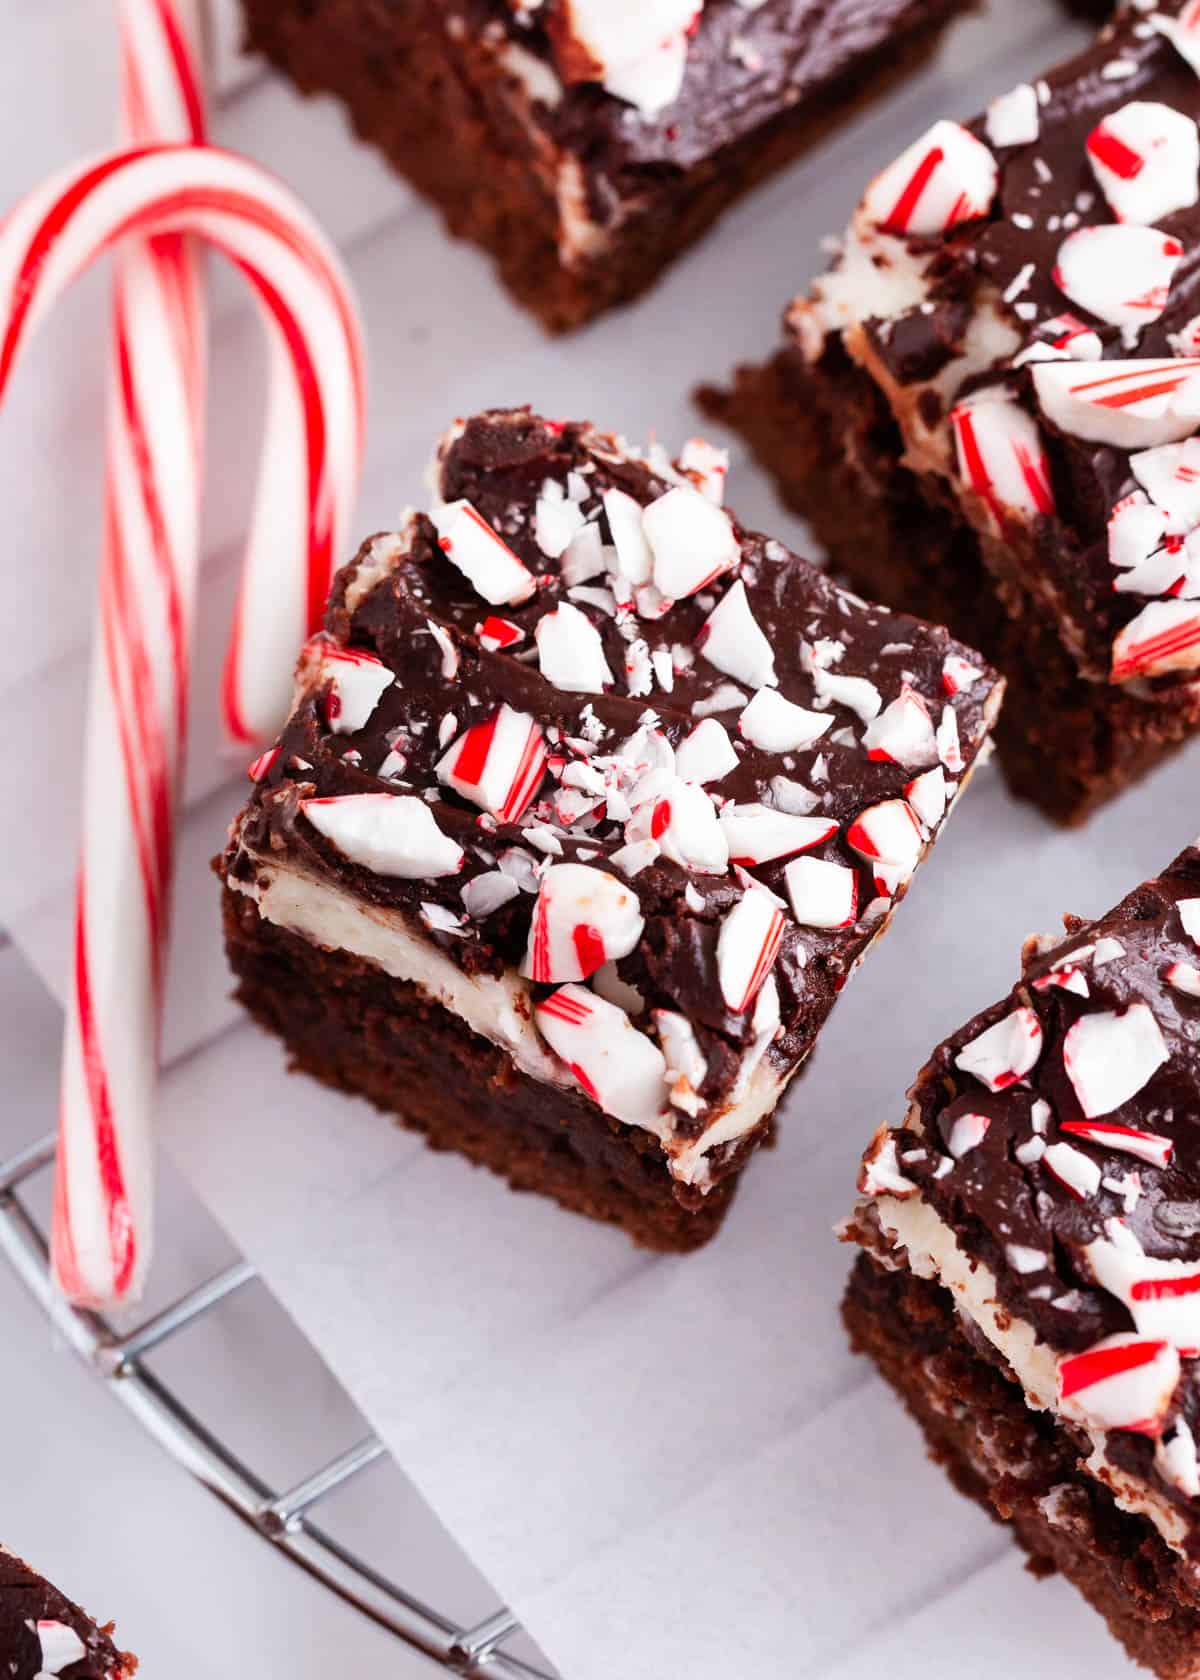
[224,409,999,1156]
[803,0,1200,686]
[0,1548,132,1679]
[470,0,962,176]
[889,843,1200,1535]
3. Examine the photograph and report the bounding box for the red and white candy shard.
[34,1622,87,1673]
[535,601,612,694]
[628,778,729,873]
[602,487,653,584]
[522,862,644,982]
[1032,359,1200,449]
[951,397,1055,523]
[315,644,394,734]
[436,705,548,823]
[1053,225,1183,330]
[955,1006,1043,1092]
[1063,1003,1169,1118]
[785,855,858,929]
[642,485,739,600]
[720,804,837,866]
[1086,1231,1200,1354]
[1108,491,1170,574]
[1087,102,1200,226]
[697,580,776,689]
[986,83,1039,149]
[301,793,464,878]
[534,984,667,1127]
[674,717,739,783]
[942,654,983,695]
[1112,598,1200,681]
[1152,3,1200,81]
[947,1111,990,1158]
[847,799,923,887]
[739,686,832,753]
[479,615,524,652]
[862,685,938,767]
[679,436,728,504]
[1060,1119,1173,1168]
[905,766,948,830]
[1039,313,1103,362]
[1043,1140,1103,1200]
[859,1129,917,1199]
[1132,437,1200,529]
[717,887,787,1014]
[248,745,280,782]
[433,499,536,606]
[1058,1333,1180,1438]
[863,120,998,237]
[1168,960,1200,999]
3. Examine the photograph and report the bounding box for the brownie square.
[218,407,1001,1251]
[1,1546,135,1679]
[239,0,974,331]
[704,1,1200,823]
[845,840,1200,1677]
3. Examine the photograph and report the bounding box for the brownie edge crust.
[844,1254,1200,1680]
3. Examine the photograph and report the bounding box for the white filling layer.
[871,1190,1195,1558]
[228,854,784,1186]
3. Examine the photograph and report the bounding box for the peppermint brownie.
[0,1548,135,1679]
[218,407,1002,1251]
[845,841,1200,1678]
[704,1,1200,823]
[239,0,973,331]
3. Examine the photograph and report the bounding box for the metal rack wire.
[0,1131,556,1680]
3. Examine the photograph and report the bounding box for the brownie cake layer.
[706,0,1200,824]
[219,407,1000,1250]
[0,1547,134,1680]
[222,885,740,1250]
[844,1255,1200,1680]
[241,0,969,332]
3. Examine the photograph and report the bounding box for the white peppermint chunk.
[1053,224,1183,330]
[699,580,776,688]
[302,793,463,878]
[535,984,668,1128]
[1131,437,1200,529]
[785,855,858,929]
[674,717,739,783]
[1158,1418,1200,1499]
[654,1008,708,1097]
[552,0,699,113]
[602,487,654,584]
[717,887,786,1013]
[739,687,832,752]
[34,1621,87,1675]
[1032,358,1200,449]
[986,83,1040,148]
[810,664,882,723]
[433,499,536,605]
[1112,598,1200,682]
[678,436,729,503]
[642,485,740,600]
[1064,1003,1169,1118]
[1179,899,1200,945]
[534,484,586,557]
[905,766,948,830]
[535,600,612,693]
[461,870,521,918]
[627,778,729,874]
[955,1006,1043,1092]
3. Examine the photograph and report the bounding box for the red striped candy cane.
[0,141,364,1306]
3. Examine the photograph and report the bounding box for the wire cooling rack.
[0,1130,557,1680]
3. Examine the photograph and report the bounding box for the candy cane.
[0,142,364,1306]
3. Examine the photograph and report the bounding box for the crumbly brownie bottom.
[241,0,965,333]
[221,886,752,1251]
[844,1253,1200,1680]
[701,352,1200,825]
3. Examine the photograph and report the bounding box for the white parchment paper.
[2,2,1188,1673]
